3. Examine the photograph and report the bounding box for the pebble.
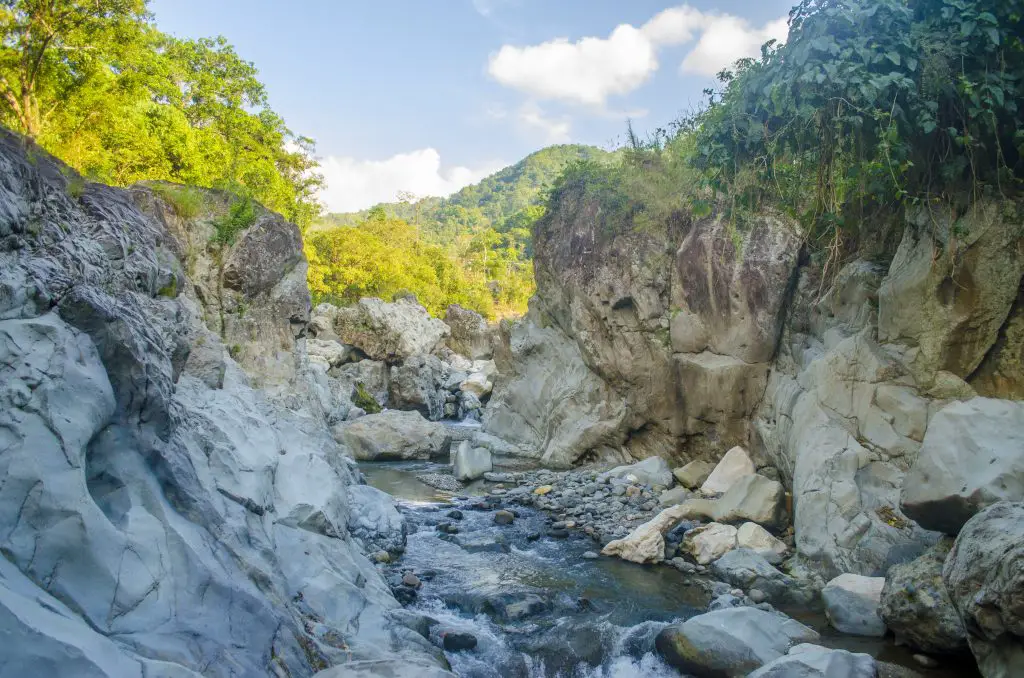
[748,588,767,604]
[372,550,390,563]
[582,551,599,559]
[402,573,421,588]
[534,485,553,495]
[549,528,569,539]
[437,523,459,534]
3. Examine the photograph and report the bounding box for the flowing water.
[362,461,980,678]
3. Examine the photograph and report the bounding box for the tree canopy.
[0,0,321,226]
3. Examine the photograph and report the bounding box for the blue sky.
[150,0,795,212]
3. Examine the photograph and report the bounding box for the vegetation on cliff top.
[0,0,321,227]
[547,0,1023,262]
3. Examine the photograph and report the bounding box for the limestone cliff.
[0,131,443,676]
[484,185,1024,578]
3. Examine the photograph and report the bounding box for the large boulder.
[452,441,492,482]
[822,573,887,637]
[736,522,789,564]
[444,304,493,360]
[901,398,1024,535]
[336,410,451,461]
[347,484,408,555]
[711,473,786,529]
[748,644,876,678]
[711,549,814,605]
[601,503,691,563]
[389,354,449,421]
[943,502,1024,678]
[600,456,674,488]
[674,460,714,488]
[880,539,968,654]
[655,607,819,677]
[333,297,450,362]
[701,446,755,494]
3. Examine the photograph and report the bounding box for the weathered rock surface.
[902,398,1024,535]
[0,131,442,676]
[347,484,408,555]
[737,522,789,564]
[682,523,738,565]
[880,539,968,654]
[333,297,450,362]
[943,502,1024,678]
[822,573,887,637]
[600,456,674,488]
[452,441,492,481]
[338,410,451,460]
[748,643,876,678]
[389,354,449,421]
[444,304,493,360]
[655,607,819,677]
[701,445,756,494]
[711,549,814,605]
[674,460,714,488]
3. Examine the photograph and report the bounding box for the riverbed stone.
[701,446,755,494]
[712,473,786,529]
[748,643,876,678]
[737,522,788,564]
[600,456,674,488]
[711,549,813,605]
[943,501,1024,678]
[901,398,1024,535]
[655,607,820,677]
[822,573,887,637]
[452,442,492,481]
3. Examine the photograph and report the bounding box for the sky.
[150,0,795,213]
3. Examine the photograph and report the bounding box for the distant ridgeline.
[308,144,613,319]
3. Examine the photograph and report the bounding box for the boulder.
[337,410,451,460]
[600,456,674,488]
[459,371,493,399]
[444,304,493,360]
[389,354,449,421]
[601,503,693,563]
[712,473,786,530]
[737,522,788,564]
[452,442,492,482]
[307,337,352,368]
[683,523,738,565]
[822,573,887,637]
[943,501,1024,678]
[674,460,714,489]
[655,607,819,677]
[347,485,407,555]
[711,549,814,605]
[333,297,450,362]
[701,446,755,494]
[659,486,691,506]
[880,539,968,654]
[901,398,1024,535]
[748,643,876,678]
[330,359,390,411]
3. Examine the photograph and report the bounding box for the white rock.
[336,410,451,460]
[683,523,739,565]
[737,522,789,564]
[701,446,755,494]
[452,443,492,481]
[459,371,493,398]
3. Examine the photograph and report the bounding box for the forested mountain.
[306,144,614,318]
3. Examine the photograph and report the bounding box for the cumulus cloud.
[487,24,658,107]
[487,5,788,107]
[681,16,789,76]
[319,149,503,213]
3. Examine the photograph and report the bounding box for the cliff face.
[484,186,1024,577]
[0,132,440,677]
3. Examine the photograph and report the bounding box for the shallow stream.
[362,460,979,678]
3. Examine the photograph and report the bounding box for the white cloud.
[681,15,789,76]
[487,5,788,107]
[517,102,571,144]
[319,149,503,213]
[487,24,658,107]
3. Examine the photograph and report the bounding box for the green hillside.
[306,144,614,318]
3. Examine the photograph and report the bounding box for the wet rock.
[880,538,967,654]
[314,659,457,678]
[493,510,515,525]
[701,445,756,494]
[442,631,478,652]
[446,510,463,521]
[393,587,418,605]
[943,501,1024,678]
[402,573,422,589]
[483,592,549,622]
[655,607,819,677]
[901,398,1024,535]
[822,573,887,637]
[748,643,876,678]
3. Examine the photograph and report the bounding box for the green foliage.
[352,382,382,414]
[0,0,322,228]
[212,196,258,246]
[150,183,206,220]
[690,0,1024,241]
